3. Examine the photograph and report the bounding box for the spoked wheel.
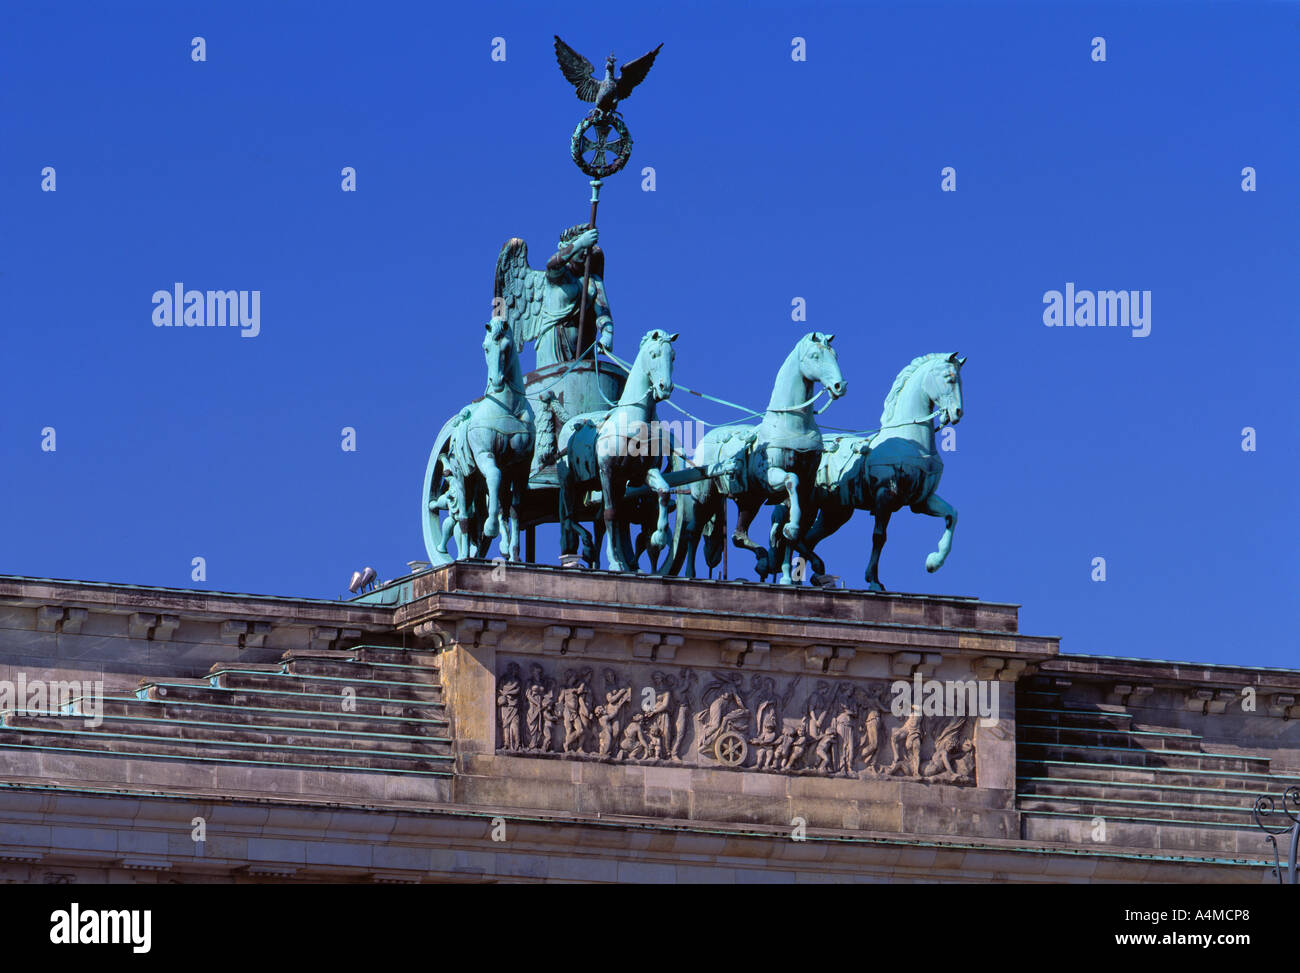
[421,417,489,564]
[714,730,748,767]
[421,418,459,567]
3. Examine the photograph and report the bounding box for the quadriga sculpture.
[556,328,678,573]
[665,332,847,585]
[775,352,966,591]
[440,318,536,562]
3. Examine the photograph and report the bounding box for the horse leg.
[478,453,503,541]
[732,497,770,580]
[765,504,797,585]
[782,480,817,585]
[803,502,852,581]
[646,468,672,552]
[914,492,958,573]
[766,468,802,541]
[864,489,895,592]
[616,517,635,572]
[684,499,707,580]
[664,488,698,578]
[506,467,525,562]
[598,458,629,572]
[769,505,788,580]
[636,520,655,573]
[645,498,669,572]
[558,460,592,561]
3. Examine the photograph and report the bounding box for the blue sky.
[0,1,1295,667]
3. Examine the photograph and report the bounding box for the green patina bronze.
[419,37,966,592]
[425,319,535,564]
[557,328,678,573]
[664,333,847,585]
[495,228,613,370]
[773,353,966,590]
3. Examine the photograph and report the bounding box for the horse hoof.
[782,524,799,541]
[651,530,668,549]
[865,577,886,593]
[483,522,500,539]
[925,553,943,573]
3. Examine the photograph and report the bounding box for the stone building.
[0,563,1293,883]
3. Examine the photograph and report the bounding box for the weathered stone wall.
[0,566,1292,882]
[403,563,1045,840]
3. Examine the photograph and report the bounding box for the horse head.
[879,352,967,433]
[923,353,966,428]
[636,328,678,401]
[482,317,516,394]
[799,332,848,400]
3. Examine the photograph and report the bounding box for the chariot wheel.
[422,415,489,565]
[421,418,459,567]
[714,730,748,767]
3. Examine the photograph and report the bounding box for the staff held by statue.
[554,35,662,359]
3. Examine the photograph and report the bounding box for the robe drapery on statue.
[494,232,614,371]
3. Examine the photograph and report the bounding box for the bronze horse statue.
[557,329,678,572]
[665,332,847,585]
[773,352,966,590]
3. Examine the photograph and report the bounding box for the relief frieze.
[495,660,976,784]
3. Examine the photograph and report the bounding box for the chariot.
[423,356,631,567]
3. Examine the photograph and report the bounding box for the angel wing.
[616,43,663,101]
[933,717,967,750]
[553,36,598,103]
[494,238,547,345]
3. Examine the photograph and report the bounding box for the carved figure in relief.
[525,663,557,751]
[597,669,632,757]
[923,717,972,782]
[495,662,974,785]
[498,663,523,751]
[812,723,837,773]
[429,475,463,558]
[832,701,857,776]
[773,722,798,770]
[777,717,810,771]
[952,739,976,783]
[671,669,696,760]
[530,389,571,478]
[559,667,594,754]
[645,671,676,759]
[618,714,652,761]
[747,674,777,712]
[805,681,835,739]
[859,706,882,771]
[697,688,749,756]
[803,681,841,775]
[885,707,924,777]
[540,694,559,751]
[749,700,781,769]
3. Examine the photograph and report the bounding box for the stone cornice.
[395,562,1059,663]
[0,575,394,629]
[1041,655,1300,693]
